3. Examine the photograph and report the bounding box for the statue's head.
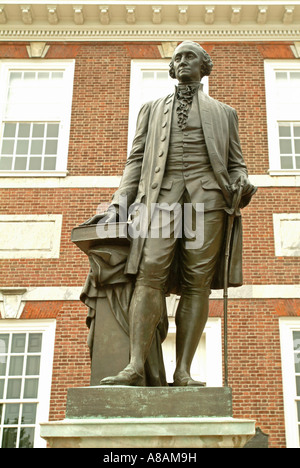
[169,41,213,83]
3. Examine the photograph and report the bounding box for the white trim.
[128,59,209,154]
[0,28,300,43]
[0,174,300,189]
[279,317,300,448]
[273,213,300,257]
[162,317,222,386]
[264,60,300,173]
[0,175,122,188]
[1,285,299,303]
[0,214,63,259]
[0,59,75,176]
[0,319,56,448]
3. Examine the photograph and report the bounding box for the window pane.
[2,428,17,448]
[294,126,300,138]
[18,123,30,138]
[9,356,24,376]
[45,140,58,155]
[11,334,26,353]
[32,123,45,138]
[295,353,300,373]
[26,356,40,376]
[47,123,59,138]
[279,139,292,154]
[9,71,22,83]
[0,334,9,353]
[38,71,50,80]
[0,380,4,399]
[296,376,300,397]
[14,157,27,170]
[28,157,42,170]
[16,139,29,155]
[276,71,287,80]
[142,71,154,80]
[3,123,16,138]
[0,357,7,376]
[294,331,300,350]
[23,378,38,399]
[0,404,2,424]
[4,403,20,424]
[290,72,300,81]
[0,157,13,170]
[157,71,168,80]
[294,140,300,154]
[1,140,14,155]
[30,140,43,155]
[28,334,42,353]
[19,427,34,448]
[296,157,300,169]
[280,156,293,169]
[6,379,22,399]
[279,125,291,137]
[24,71,35,81]
[297,401,300,421]
[44,157,56,170]
[21,404,37,424]
[52,71,64,80]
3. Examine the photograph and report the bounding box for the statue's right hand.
[79,210,117,226]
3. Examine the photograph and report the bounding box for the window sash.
[264,60,300,173]
[0,320,56,448]
[128,59,209,155]
[0,60,75,175]
[279,318,300,448]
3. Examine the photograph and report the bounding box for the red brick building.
[0,1,299,448]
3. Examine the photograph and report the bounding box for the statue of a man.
[87,41,256,386]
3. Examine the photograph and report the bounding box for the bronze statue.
[82,41,256,387]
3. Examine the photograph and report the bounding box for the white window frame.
[264,60,300,176]
[0,59,75,177]
[162,316,222,387]
[273,213,300,257]
[279,317,300,448]
[0,319,56,448]
[128,59,209,155]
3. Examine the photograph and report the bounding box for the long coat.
[110,87,255,290]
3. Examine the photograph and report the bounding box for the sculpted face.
[172,42,203,83]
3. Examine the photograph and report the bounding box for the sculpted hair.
[169,41,213,80]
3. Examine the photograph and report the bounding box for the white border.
[0,174,300,188]
[0,214,63,259]
[128,59,209,153]
[273,213,300,257]
[0,319,56,448]
[2,284,298,303]
[264,60,300,174]
[279,317,300,448]
[0,59,75,177]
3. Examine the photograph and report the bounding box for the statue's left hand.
[231,174,256,196]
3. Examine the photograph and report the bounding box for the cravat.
[175,84,199,129]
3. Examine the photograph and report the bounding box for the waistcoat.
[163,92,227,212]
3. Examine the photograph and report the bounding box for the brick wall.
[0,41,299,448]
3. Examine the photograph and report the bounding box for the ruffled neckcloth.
[175,82,201,129]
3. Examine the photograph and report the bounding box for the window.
[264,61,300,174]
[0,320,56,448]
[279,318,300,448]
[128,60,209,153]
[163,295,222,387]
[0,61,75,176]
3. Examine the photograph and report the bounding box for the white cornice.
[0,26,300,42]
[0,1,299,42]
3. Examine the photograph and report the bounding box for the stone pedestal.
[40,387,255,448]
